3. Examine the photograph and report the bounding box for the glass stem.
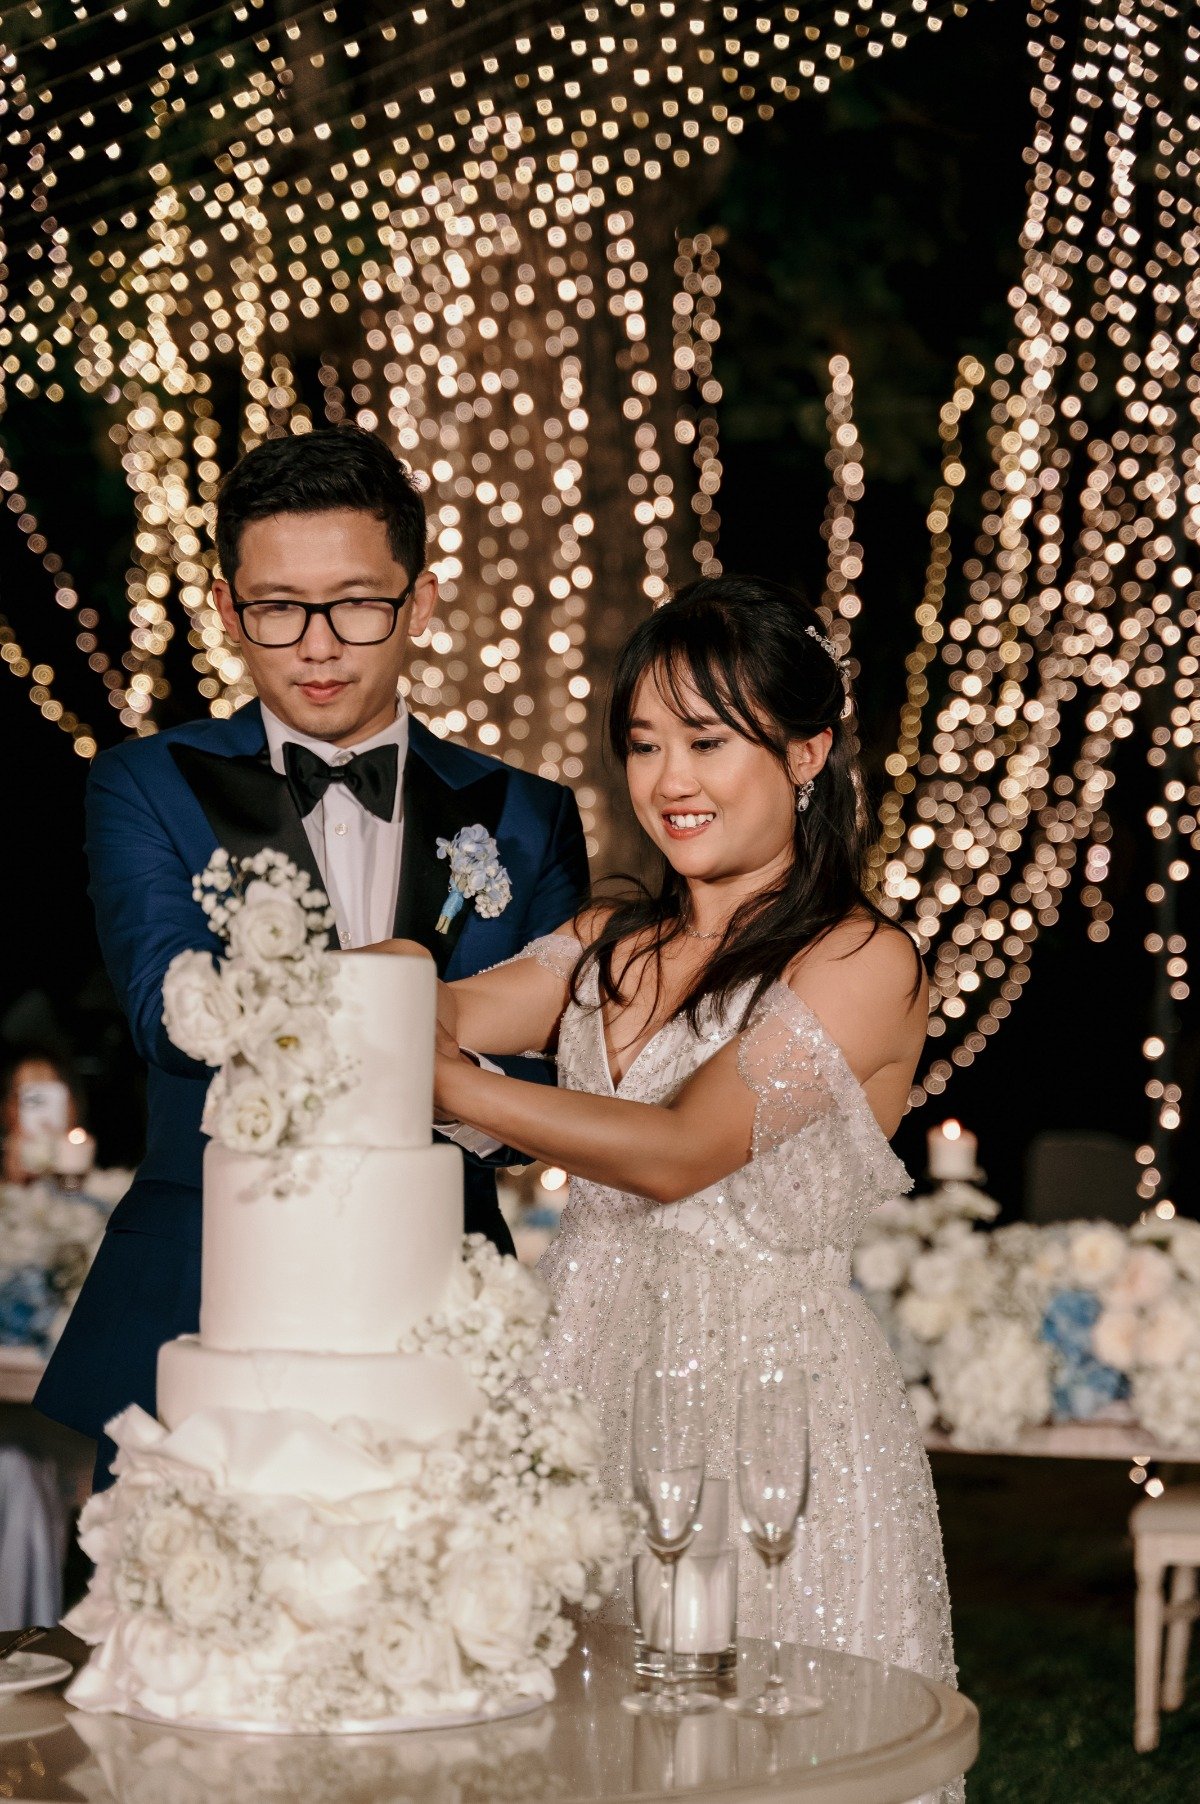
[663,1553,680,1705]
[766,1555,784,1696]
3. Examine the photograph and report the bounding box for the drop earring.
[795,778,815,815]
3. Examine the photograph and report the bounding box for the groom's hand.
[345,936,434,960]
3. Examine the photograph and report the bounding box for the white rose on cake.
[207,1072,289,1154]
[138,1503,201,1570]
[163,950,243,1066]
[444,1553,536,1671]
[363,1609,464,1700]
[241,1003,335,1087]
[226,880,311,967]
[160,1544,241,1631]
[527,1391,602,1477]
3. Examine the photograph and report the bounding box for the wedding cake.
[64,850,628,1733]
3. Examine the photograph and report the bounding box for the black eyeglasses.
[229,584,413,647]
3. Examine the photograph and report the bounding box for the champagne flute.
[624,1361,719,1715]
[728,1355,822,1717]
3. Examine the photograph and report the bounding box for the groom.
[36,425,589,1487]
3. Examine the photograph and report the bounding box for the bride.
[425,574,955,1696]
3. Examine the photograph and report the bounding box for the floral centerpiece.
[162,848,353,1157]
[0,1171,127,1354]
[854,1185,1200,1449]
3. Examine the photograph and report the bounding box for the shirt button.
[339,930,351,947]
[332,751,351,767]
[333,821,348,837]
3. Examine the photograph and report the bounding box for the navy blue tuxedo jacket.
[35,702,588,1477]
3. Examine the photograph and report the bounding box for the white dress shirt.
[262,698,502,1157]
[262,701,408,950]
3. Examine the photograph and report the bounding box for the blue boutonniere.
[435,825,513,934]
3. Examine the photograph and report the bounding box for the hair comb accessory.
[804,623,855,719]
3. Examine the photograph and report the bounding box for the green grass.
[933,1453,1200,1803]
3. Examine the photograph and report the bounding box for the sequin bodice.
[553,952,911,1278]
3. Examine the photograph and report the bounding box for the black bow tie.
[283,739,399,824]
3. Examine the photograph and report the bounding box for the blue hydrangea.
[0,1267,59,1352]
[1051,1352,1129,1422]
[1041,1288,1102,1357]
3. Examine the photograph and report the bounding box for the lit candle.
[53,1128,96,1180]
[927,1119,978,1182]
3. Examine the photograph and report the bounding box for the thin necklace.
[683,924,725,941]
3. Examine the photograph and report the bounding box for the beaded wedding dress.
[522,932,960,1797]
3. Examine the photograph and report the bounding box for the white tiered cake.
[63,852,628,1733]
[158,954,481,1449]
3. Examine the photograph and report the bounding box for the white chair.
[1131,1482,1200,1751]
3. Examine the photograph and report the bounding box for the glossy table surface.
[0,1625,976,1803]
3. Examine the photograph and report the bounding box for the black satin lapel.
[170,743,337,947]
[394,752,509,976]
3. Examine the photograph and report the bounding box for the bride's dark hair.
[576,573,907,1030]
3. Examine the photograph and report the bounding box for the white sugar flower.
[227,882,310,967]
[241,1003,334,1086]
[363,1609,463,1699]
[210,1073,289,1155]
[137,1503,199,1570]
[163,950,242,1065]
[160,1545,240,1630]
[444,1552,535,1671]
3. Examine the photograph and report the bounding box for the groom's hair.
[215,425,427,584]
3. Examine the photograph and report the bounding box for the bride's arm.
[359,923,589,1057]
[433,923,926,1201]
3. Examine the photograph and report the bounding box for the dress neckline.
[591,976,906,1175]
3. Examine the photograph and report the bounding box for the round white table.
[0,1626,976,1802]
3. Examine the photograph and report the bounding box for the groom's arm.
[86,747,218,1080]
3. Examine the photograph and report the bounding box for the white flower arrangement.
[162,849,353,1157]
[855,1186,1200,1449]
[0,1176,122,1353]
[435,825,512,933]
[65,1234,637,1729]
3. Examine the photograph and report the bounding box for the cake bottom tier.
[64,1402,572,1735]
[158,1336,480,1445]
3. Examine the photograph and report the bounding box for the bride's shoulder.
[783,911,927,1018]
[553,903,615,949]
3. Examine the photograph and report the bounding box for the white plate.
[0,1653,73,1698]
[121,1690,546,1736]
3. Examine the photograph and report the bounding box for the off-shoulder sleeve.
[734,985,840,1161]
[473,931,584,984]
[518,931,584,982]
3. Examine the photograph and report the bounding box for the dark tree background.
[3,0,1186,1211]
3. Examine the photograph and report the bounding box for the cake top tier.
[164,850,439,1157]
[306,951,436,1150]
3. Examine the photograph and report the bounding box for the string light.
[0,0,969,939]
[836,0,1200,1200]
